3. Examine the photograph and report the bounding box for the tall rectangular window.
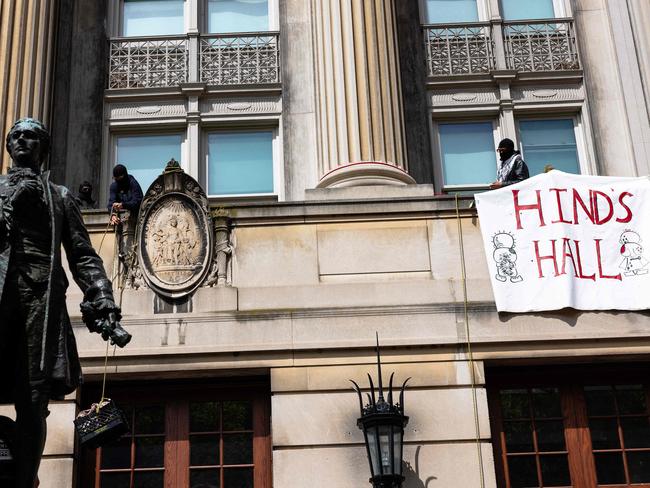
[207,131,275,196]
[208,0,270,33]
[488,365,650,488]
[122,0,184,36]
[115,134,183,193]
[518,119,580,176]
[78,381,271,488]
[438,122,496,187]
[423,0,479,23]
[500,0,555,20]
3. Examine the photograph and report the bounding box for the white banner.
[475,171,650,312]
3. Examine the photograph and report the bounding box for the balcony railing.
[109,36,188,89]
[424,23,494,76]
[108,32,281,89]
[200,33,280,86]
[503,19,580,72]
[424,18,580,78]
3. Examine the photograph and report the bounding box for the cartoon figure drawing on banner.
[492,232,524,283]
[619,230,649,276]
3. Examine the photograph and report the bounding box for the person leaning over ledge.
[490,138,530,189]
[107,164,143,225]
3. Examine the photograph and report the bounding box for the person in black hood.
[76,180,96,209]
[490,138,529,189]
[107,164,143,225]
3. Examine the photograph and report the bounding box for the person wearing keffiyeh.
[490,138,530,189]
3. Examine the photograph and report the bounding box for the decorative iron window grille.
[423,23,495,76]
[108,36,188,89]
[503,19,580,72]
[108,33,280,89]
[200,33,280,86]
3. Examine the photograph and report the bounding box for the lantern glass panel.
[378,425,392,475]
[366,426,381,477]
[394,428,404,475]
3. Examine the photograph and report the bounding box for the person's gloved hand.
[80,298,121,334]
[93,297,121,318]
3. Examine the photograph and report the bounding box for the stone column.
[0,0,58,172]
[312,0,415,188]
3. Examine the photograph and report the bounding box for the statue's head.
[5,118,50,169]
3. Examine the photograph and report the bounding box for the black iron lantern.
[351,336,410,488]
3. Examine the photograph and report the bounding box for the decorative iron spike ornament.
[351,334,410,488]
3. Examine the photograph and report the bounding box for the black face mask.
[116,175,130,192]
[79,188,93,202]
[499,148,514,161]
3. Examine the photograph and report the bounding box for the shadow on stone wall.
[403,446,437,487]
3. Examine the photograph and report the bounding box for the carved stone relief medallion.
[136,161,213,297]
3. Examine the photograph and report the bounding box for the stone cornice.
[83,193,476,229]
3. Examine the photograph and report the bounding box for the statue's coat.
[0,172,110,403]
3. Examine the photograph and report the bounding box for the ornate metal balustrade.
[423,23,495,76]
[200,33,280,86]
[109,36,188,89]
[503,19,580,72]
[108,32,281,89]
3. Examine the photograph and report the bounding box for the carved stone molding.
[204,210,233,287]
[201,96,281,116]
[109,102,187,120]
[512,85,584,104]
[135,160,213,298]
[429,88,500,107]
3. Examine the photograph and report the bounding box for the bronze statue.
[0,118,129,487]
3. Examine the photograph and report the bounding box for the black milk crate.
[74,399,130,449]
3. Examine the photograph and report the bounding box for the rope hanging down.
[455,194,486,488]
[96,208,121,411]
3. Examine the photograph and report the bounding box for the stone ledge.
[82,194,475,228]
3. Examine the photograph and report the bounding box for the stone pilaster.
[0,0,58,172]
[312,0,415,187]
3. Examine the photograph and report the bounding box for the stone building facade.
[1,0,650,487]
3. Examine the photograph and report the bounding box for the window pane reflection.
[584,386,616,416]
[207,132,274,195]
[224,468,254,488]
[191,402,221,432]
[539,455,570,486]
[101,472,131,488]
[507,455,538,487]
[223,433,253,465]
[191,468,221,488]
[505,421,534,452]
[616,385,646,414]
[116,134,182,194]
[500,389,530,419]
[519,119,579,176]
[531,388,562,418]
[594,452,626,485]
[135,436,164,468]
[536,420,566,452]
[133,470,164,488]
[589,418,620,450]
[191,434,221,466]
[223,401,253,431]
[621,417,650,448]
[101,436,131,469]
[439,122,496,186]
[208,0,269,33]
[123,0,184,36]
[628,451,650,483]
